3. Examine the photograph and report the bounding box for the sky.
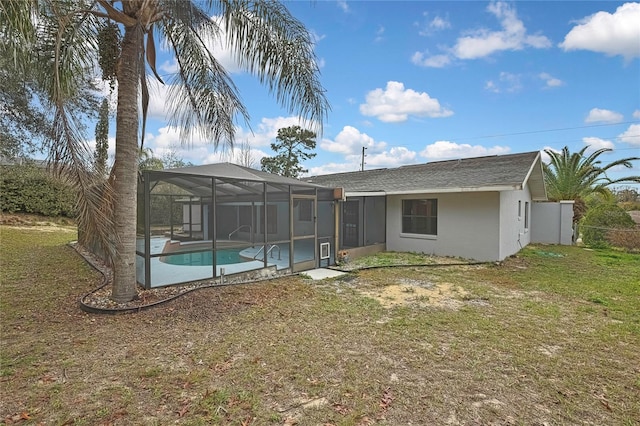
[101,1,640,185]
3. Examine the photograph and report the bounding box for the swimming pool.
[161,248,249,266]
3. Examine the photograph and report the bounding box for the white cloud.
[374,26,385,43]
[454,1,550,59]
[336,0,349,13]
[365,146,417,168]
[316,126,417,170]
[540,146,560,164]
[430,16,451,32]
[583,136,615,152]
[485,72,522,93]
[559,2,640,60]
[144,125,216,164]
[247,116,316,147]
[320,126,386,155]
[142,115,312,165]
[539,72,564,88]
[413,1,550,67]
[204,19,242,73]
[360,81,453,123]
[411,51,451,68]
[147,80,172,119]
[307,162,360,176]
[416,13,451,36]
[585,108,624,124]
[633,110,640,119]
[159,59,178,75]
[310,31,326,44]
[419,140,511,160]
[618,123,640,146]
[203,146,270,167]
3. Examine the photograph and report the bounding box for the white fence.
[531,201,574,245]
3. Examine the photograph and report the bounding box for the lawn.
[1,221,639,425]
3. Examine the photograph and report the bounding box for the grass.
[1,221,639,425]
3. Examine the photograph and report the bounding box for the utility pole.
[361,146,367,171]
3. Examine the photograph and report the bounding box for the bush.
[606,228,640,252]
[0,164,76,217]
[581,203,635,249]
[619,201,640,211]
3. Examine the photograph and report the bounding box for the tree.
[161,144,193,169]
[543,146,640,221]
[236,140,256,169]
[261,126,317,178]
[582,203,635,249]
[2,0,329,302]
[0,33,99,160]
[138,148,164,171]
[94,98,110,177]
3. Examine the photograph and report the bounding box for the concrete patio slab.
[303,268,347,280]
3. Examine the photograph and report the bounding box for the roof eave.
[384,185,522,195]
[344,191,387,197]
[522,151,548,201]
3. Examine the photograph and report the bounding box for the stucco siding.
[386,192,501,261]
[531,201,574,245]
[499,187,531,260]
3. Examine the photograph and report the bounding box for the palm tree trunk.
[111,25,142,303]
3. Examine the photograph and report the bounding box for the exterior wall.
[498,187,532,259]
[345,243,386,260]
[531,201,574,245]
[386,192,501,261]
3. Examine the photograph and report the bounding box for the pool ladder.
[253,244,281,261]
[228,225,251,240]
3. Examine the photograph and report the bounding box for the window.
[402,199,437,235]
[518,200,522,218]
[524,201,529,230]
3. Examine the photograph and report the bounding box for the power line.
[449,121,639,142]
[531,135,640,149]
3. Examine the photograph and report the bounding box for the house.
[137,151,561,288]
[305,151,548,262]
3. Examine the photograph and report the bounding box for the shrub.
[0,164,76,217]
[581,203,635,249]
[606,228,640,252]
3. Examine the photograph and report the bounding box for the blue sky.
[105,1,640,184]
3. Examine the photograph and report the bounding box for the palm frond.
[544,146,640,201]
[157,4,249,148]
[0,0,39,70]
[217,0,330,132]
[35,0,117,261]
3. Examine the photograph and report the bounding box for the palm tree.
[543,146,640,220]
[1,0,329,302]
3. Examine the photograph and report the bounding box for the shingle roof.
[305,151,547,200]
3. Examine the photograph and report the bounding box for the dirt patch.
[0,214,76,234]
[1,224,76,233]
[359,280,468,309]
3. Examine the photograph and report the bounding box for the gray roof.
[154,162,326,188]
[145,163,329,199]
[305,151,547,200]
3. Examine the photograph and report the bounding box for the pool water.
[162,248,248,266]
